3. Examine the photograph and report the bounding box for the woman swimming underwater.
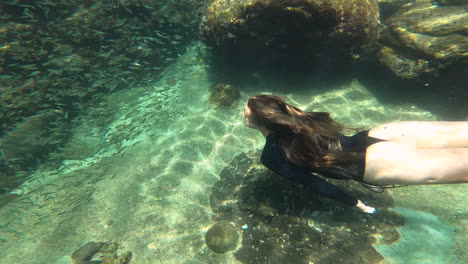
[243,94,468,213]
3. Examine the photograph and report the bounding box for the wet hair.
[247,94,363,177]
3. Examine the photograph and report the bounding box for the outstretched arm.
[356,200,376,213]
[280,164,358,206]
[261,135,376,213]
[272,160,374,213]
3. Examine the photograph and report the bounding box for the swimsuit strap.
[361,181,408,193]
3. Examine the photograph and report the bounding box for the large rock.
[377,0,467,79]
[200,0,380,76]
[432,0,467,5]
[71,241,133,264]
[209,151,405,264]
[377,0,414,21]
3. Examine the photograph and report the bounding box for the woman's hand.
[356,200,376,214]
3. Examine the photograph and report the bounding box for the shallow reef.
[209,150,405,264]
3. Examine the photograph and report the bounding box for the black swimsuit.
[260,130,385,206]
[339,130,386,181]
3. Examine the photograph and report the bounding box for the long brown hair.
[247,94,362,175]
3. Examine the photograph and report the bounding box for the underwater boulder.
[377,0,468,79]
[205,222,240,254]
[200,0,380,77]
[208,83,240,108]
[209,151,405,263]
[71,241,133,264]
[431,0,467,5]
[71,242,106,264]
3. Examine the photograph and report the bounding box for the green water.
[0,45,465,264]
[0,0,467,261]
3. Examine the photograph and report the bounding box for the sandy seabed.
[0,45,465,264]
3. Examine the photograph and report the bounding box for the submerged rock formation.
[209,151,405,263]
[205,222,240,253]
[377,0,414,21]
[208,83,240,108]
[200,0,380,78]
[377,0,467,79]
[71,241,132,264]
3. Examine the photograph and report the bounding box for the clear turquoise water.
[0,44,465,264]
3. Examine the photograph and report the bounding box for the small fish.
[114,20,125,27]
[155,31,169,39]
[21,64,37,70]
[173,35,184,40]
